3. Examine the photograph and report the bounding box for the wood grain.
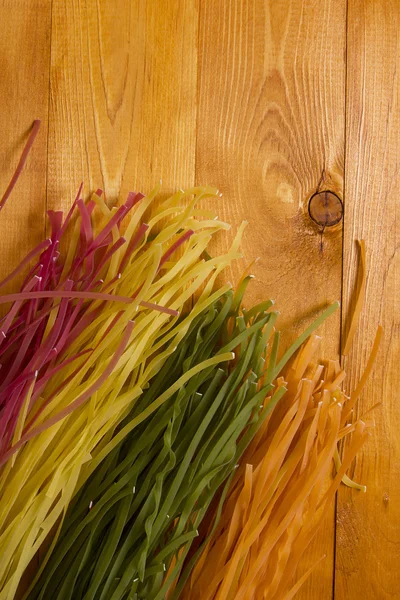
[0,0,51,290]
[0,0,399,597]
[0,0,52,590]
[196,1,345,597]
[47,0,198,211]
[336,1,400,598]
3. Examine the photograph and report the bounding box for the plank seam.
[44,0,54,238]
[194,0,201,187]
[334,0,350,598]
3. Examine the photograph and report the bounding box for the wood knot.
[308,191,343,227]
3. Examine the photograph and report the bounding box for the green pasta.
[28,285,337,600]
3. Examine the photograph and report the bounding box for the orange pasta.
[177,329,380,600]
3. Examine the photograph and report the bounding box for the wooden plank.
[37,0,198,583]
[47,0,198,211]
[196,1,346,597]
[336,1,400,598]
[0,0,51,289]
[0,0,52,592]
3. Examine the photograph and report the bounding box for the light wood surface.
[0,1,398,598]
[337,1,400,597]
[0,0,51,298]
[196,2,345,597]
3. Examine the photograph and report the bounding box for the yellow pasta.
[0,185,241,599]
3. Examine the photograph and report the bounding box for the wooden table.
[0,1,398,598]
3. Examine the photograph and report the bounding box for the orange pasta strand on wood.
[177,328,380,600]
